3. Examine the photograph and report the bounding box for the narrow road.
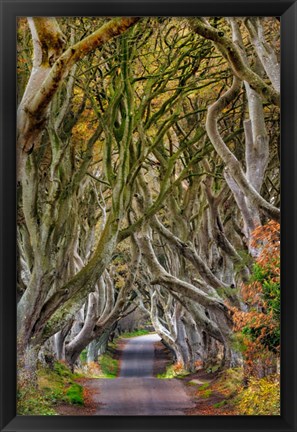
[89,334,195,415]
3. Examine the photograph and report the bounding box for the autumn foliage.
[237,375,280,415]
[230,221,280,379]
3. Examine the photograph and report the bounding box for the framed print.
[1,0,297,431]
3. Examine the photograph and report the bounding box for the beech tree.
[17,16,141,374]
[17,16,280,376]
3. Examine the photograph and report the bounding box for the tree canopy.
[17,16,280,387]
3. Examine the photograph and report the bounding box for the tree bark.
[205,76,280,221]
[189,18,280,107]
[17,17,140,179]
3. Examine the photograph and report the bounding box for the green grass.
[18,361,85,415]
[39,362,84,403]
[65,383,83,405]
[187,381,199,386]
[98,352,119,378]
[78,340,121,379]
[119,328,150,338]
[17,386,57,416]
[80,348,87,363]
[197,382,213,398]
[198,382,210,391]
[157,363,189,379]
[213,400,228,408]
[199,389,213,398]
[214,367,244,398]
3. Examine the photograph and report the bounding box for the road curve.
[91,334,195,415]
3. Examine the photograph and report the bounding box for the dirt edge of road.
[56,338,128,415]
[152,341,236,416]
[56,337,235,416]
[179,370,236,415]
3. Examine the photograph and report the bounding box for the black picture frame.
[1,0,296,431]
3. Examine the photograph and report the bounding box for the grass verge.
[119,328,151,338]
[190,367,280,415]
[78,343,120,379]
[17,361,85,415]
[157,361,189,379]
[98,351,119,378]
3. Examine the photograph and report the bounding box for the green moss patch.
[65,383,84,405]
[18,361,86,415]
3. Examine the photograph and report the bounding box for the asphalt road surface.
[90,334,195,415]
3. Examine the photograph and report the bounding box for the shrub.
[229,221,280,379]
[237,376,280,415]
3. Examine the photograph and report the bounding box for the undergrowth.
[197,382,213,399]
[98,351,119,378]
[157,361,189,379]
[78,344,119,379]
[212,368,244,399]
[17,361,85,415]
[194,367,280,415]
[17,385,57,416]
[236,375,280,415]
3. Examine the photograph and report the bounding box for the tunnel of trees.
[17,16,280,388]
